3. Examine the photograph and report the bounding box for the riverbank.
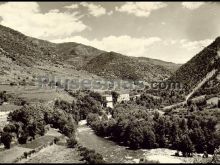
[76,122,211,164]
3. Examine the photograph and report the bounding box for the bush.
[1,132,13,149]
[24,152,28,159]
[86,113,100,126]
[79,147,105,164]
[67,136,77,148]
[54,137,60,144]
[18,133,28,144]
[10,82,17,86]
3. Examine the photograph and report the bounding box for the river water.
[76,122,148,163]
[76,121,191,163]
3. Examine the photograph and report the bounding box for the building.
[103,94,113,108]
[117,93,130,103]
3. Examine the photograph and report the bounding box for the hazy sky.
[0,1,220,64]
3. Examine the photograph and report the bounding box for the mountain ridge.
[169,36,220,96]
[0,24,180,83]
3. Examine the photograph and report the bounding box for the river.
[76,123,145,163]
[76,121,188,163]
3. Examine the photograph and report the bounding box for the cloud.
[182,2,205,10]
[115,2,167,17]
[0,2,87,40]
[180,39,213,51]
[80,2,106,17]
[64,4,78,9]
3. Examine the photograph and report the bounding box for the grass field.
[19,144,83,163]
[18,128,82,163]
[0,127,64,163]
[0,85,74,103]
[0,146,32,163]
[20,135,55,149]
[0,103,22,112]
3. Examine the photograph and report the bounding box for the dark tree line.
[55,91,106,121]
[129,90,186,109]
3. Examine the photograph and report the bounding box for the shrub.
[67,136,77,148]
[54,137,60,144]
[10,82,17,86]
[18,133,28,144]
[111,91,119,104]
[24,152,28,159]
[79,147,105,164]
[1,132,13,149]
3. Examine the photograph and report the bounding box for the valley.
[0,13,220,164]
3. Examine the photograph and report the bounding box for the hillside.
[0,24,179,84]
[0,24,102,84]
[83,51,171,81]
[55,42,105,69]
[169,37,220,94]
[0,24,58,67]
[137,57,181,73]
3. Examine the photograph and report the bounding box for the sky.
[0,1,220,64]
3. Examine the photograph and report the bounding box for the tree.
[126,120,145,149]
[187,99,192,107]
[179,134,194,157]
[179,118,188,133]
[3,124,17,133]
[18,132,28,144]
[143,127,156,149]
[62,123,75,137]
[154,117,166,147]
[67,136,77,148]
[27,123,37,139]
[80,148,105,164]
[173,135,181,154]
[89,92,106,105]
[1,132,13,149]
[87,113,100,126]
[111,91,119,104]
[189,128,205,153]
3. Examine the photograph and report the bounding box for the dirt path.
[186,69,218,101]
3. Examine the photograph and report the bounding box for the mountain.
[55,42,105,69]
[137,57,181,73]
[169,37,220,96]
[0,24,58,66]
[0,24,102,84]
[83,51,172,81]
[0,24,180,84]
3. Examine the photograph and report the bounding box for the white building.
[117,93,130,103]
[103,94,113,108]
